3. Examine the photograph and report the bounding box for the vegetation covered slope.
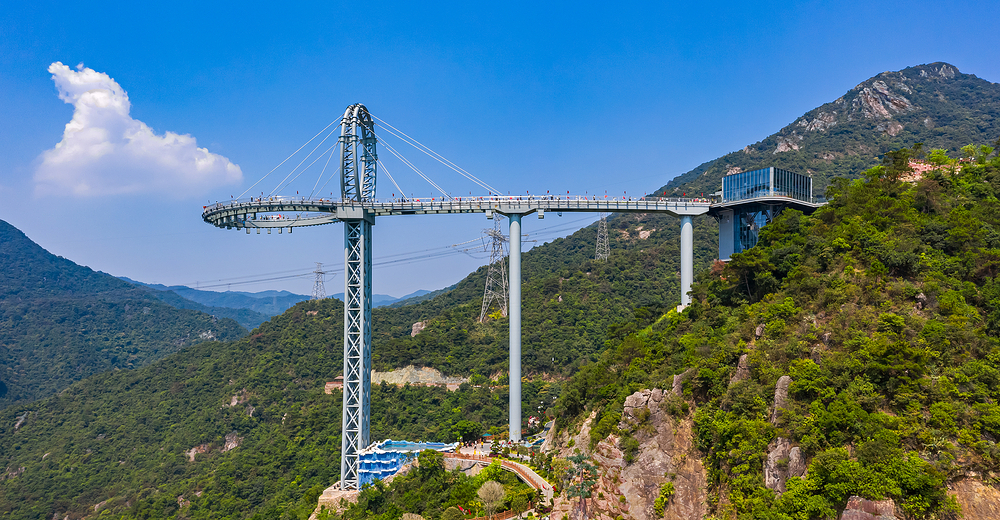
[655,62,1000,197]
[0,297,556,520]
[0,220,245,408]
[558,147,1000,519]
[364,211,718,379]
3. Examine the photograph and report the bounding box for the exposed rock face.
[764,437,791,493]
[552,388,706,520]
[839,495,898,520]
[787,447,806,478]
[851,80,915,119]
[950,478,1000,520]
[764,439,806,494]
[672,368,695,396]
[371,365,467,389]
[771,376,792,424]
[797,111,838,132]
[774,135,801,154]
[410,321,426,336]
[223,432,242,452]
[730,354,750,386]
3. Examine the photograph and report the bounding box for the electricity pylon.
[311,262,326,300]
[595,212,610,261]
[479,216,509,322]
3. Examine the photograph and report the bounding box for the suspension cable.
[269,125,340,196]
[237,118,340,199]
[378,136,452,199]
[374,117,501,194]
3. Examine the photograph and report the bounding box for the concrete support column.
[680,215,693,308]
[508,214,522,442]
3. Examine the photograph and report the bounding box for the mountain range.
[1,62,999,519]
[0,220,246,409]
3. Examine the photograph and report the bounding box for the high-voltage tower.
[311,262,327,300]
[479,216,509,322]
[595,212,610,261]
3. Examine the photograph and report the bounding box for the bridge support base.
[508,214,522,442]
[340,217,373,490]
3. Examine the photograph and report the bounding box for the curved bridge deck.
[203,196,715,229]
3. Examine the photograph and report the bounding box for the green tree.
[453,420,485,442]
[478,480,505,520]
[566,454,598,520]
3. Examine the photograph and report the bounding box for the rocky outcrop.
[552,389,706,520]
[851,80,915,120]
[372,365,467,390]
[771,376,792,424]
[730,354,750,386]
[410,321,426,337]
[950,478,1000,520]
[672,369,695,396]
[222,432,242,452]
[764,439,806,494]
[774,135,802,154]
[839,495,898,520]
[796,111,838,132]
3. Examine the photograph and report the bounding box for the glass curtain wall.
[722,167,812,203]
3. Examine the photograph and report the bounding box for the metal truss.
[595,212,610,261]
[340,104,377,203]
[340,217,373,490]
[479,216,509,322]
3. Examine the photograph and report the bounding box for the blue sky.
[2,0,998,297]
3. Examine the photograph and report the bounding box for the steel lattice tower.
[479,216,509,322]
[595,212,610,261]
[337,104,376,491]
[311,262,326,300]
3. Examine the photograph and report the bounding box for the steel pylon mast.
[338,104,376,491]
[595,212,610,261]
[479,216,509,322]
[311,263,327,300]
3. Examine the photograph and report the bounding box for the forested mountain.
[556,150,1000,519]
[656,62,1000,196]
[0,298,558,519]
[0,220,246,408]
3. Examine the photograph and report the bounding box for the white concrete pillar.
[680,215,693,308]
[508,214,522,442]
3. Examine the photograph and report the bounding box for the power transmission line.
[479,216,509,322]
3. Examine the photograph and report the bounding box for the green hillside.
[0,298,556,519]
[656,62,1000,197]
[0,220,246,408]
[559,149,1000,519]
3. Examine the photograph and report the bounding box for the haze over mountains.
[2,62,999,519]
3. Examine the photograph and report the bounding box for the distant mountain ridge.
[656,62,1000,197]
[123,278,436,316]
[0,220,246,408]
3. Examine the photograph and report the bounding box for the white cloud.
[35,62,242,197]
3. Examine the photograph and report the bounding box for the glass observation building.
[713,167,814,260]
